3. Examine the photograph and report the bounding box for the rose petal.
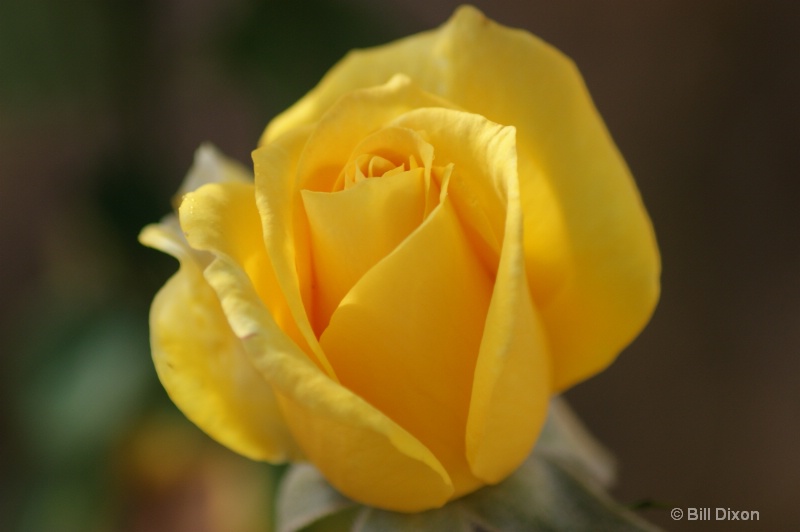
[256,79,456,348]
[319,196,490,500]
[463,143,551,484]
[261,48,443,147]
[181,180,453,512]
[382,107,552,485]
[301,125,438,333]
[388,108,509,274]
[204,253,454,513]
[424,9,660,390]
[263,5,660,391]
[302,166,427,334]
[139,224,300,463]
[291,74,457,193]
[253,126,338,379]
[179,181,309,354]
[175,143,251,203]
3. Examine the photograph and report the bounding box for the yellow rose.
[140,6,659,513]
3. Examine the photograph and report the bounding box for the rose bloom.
[140,6,659,512]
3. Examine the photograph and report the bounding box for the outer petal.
[139,200,299,462]
[426,9,660,390]
[175,143,251,202]
[264,5,660,391]
[181,180,454,513]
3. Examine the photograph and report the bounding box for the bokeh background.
[1,1,798,530]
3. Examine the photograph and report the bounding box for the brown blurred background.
[1,1,798,530]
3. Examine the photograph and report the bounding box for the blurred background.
[1,0,798,530]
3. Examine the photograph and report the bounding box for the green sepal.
[275,398,659,531]
[353,502,473,531]
[533,396,616,488]
[459,453,658,531]
[276,463,357,532]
